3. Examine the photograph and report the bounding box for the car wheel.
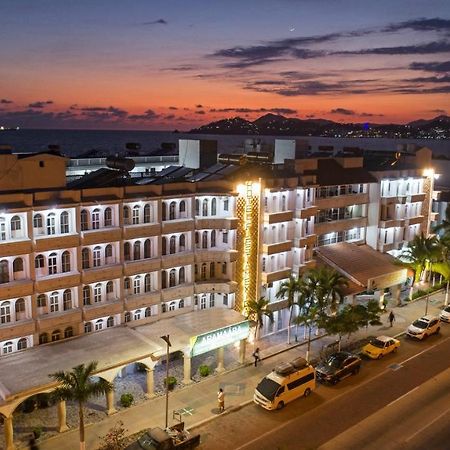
[304,388,311,397]
[331,377,339,385]
[393,347,398,353]
[353,366,360,375]
[423,334,429,340]
[277,401,285,410]
[377,353,383,360]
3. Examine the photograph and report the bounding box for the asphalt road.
[196,326,450,450]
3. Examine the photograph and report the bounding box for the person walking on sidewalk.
[217,388,225,413]
[389,310,396,327]
[252,347,261,367]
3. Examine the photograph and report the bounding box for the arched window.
[179,200,186,215]
[106,281,114,296]
[95,319,104,331]
[48,252,57,275]
[222,262,227,275]
[123,206,131,225]
[161,271,167,289]
[134,310,141,321]
[169,301,176,311]
[144,239,151,258]
[179,234,186,251]
[224,198,229,211]
[133,276,141,295]
[195,232,199,248]
[52,329,61,341]
[50,292,59,313]
[0,260,9,284]
[2,342,13,354]
[210,262,215,278]
[169,236,176,254]
[179,299,184,309]
[124,242,131,261]
[124,277,131,290]
[92,208,100,229]
[202,231,208,249]
[64,327,73,338]
[46,213,56,235]
[133,240,141,260]
[169,202,176,220]
[162,236,167,255]
[84,322,92,333]
[63,289,72,310]
[144,204,151,223]
[94,283,102,303]
[195,199,200,216]
[144,274,151,292]
[132,205,140,225]
[35,254,45,270]
[18,337,28,350]
[60,211,69,234]
[211,198,217,215]
[39,333,49,344]
[179,266,185,284]
[124,312,131,323]
[15,298,25,314]
[80,209,89,231]
[107,316,114,328]
[161,303,167,313]
[0,301,11,323]
[282,195,287,211]
[11,215,22,232]
[61,251,71,272]
[33,213,43,229]
[37,294,47,307]
[13,257,24,273]
[201,263,207,280]
[105,244,113,260]
[162,202,167,221]
[202,199,208,216]
[169,269,176,287]
[104,207,112,227]
[83,286,91,305]
[211,230,216,247]
[82,248,90,269]
[145,307,151,317]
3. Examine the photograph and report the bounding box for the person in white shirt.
[217,388,225,412]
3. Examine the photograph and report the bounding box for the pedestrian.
[389,310,395,327]
[252,347,261,367]
[217,388,225,413]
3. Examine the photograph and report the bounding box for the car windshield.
[256,377,281,401]
[326,355,345,369]
[370,339,386,348]
[138,434,159,450]
[444,306,450,313]
[412,319,428,329]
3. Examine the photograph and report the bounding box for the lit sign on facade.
[190,320,250,357]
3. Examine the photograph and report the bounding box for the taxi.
[361,335,400,359]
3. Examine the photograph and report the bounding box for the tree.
[246,296,274,342]
[434,204,450,237]
[50,362,114,450]
[276,275,301,344]
[293,304,320,363]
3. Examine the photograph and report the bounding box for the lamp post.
[160,334,171,430]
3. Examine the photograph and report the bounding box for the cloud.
[168,106,178,110]
[162,65,198,72]
[141,19,168,26]
[210,107,297,115]
[77,105,128,119]
[0,99,13,104]
[128,109,159,121]
[330,108,355,115]
[384,17,450,34]
[405,75,450,83]
[28,100,53,108]
[195,104,203,108]
[409,60,450,72]
[428,109,447,114]
[195,110,205,115]
[336,41,450,56]
[164,114,175,120]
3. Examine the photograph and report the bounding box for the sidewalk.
[36,293,445,450]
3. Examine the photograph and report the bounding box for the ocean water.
[0,128,449,157]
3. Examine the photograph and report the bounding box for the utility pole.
[160,334,171,429]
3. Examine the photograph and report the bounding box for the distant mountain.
[190,114,450,139]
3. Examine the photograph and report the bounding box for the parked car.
[439,306,450,323]
[315,352,361,384]
[361,336,400,359]
[406,315,440,340]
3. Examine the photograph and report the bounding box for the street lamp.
[160,334,172,430]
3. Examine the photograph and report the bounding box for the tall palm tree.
[246,296,274,342]
[276,275,301,344]
[293,304,320,363]
[398,233,432,285]
[434,204,450,237]
[50,362,113,450]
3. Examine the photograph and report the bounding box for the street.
[196,327,450,450]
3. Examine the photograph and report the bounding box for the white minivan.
[253,357,315,410]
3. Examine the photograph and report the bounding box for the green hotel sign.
[190,320,250,357]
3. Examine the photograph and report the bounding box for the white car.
[439,306,450,323]
[406,315,441,340]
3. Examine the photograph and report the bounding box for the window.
[11,215,21,232]
[82,248,90,269]
[195,199,200,216]
[84,322,92,333]
[3,342,13,354]
[0,260,9,284]
[179,266,185,284]
[37,294,47,308]
[144,274,151,292]
[48,253,57,275]
[15,298,25,313]
[200,296,206,310]
[222,262,227,275]
[39,333,49,344]
[169,269,176,287]
[211,230,216,247]
[64,327,73,338]
[63,289,72,310]
[223,231,228,244]
[46,213,56,235]
[133,241,141,260]
[60,211,69,234]
[161,303,167,313]
[169,301,176,311]
[223,293,228,306]
[107,316,114,328]
[144,204,151,223]
[282,195,287,211]
[83,286,91,305]
[224,198,229,211]
[95,319,104,331]
[92,209,100,229]
[210,262,215,278]
[50,292,59,313]
[202,231,208,249]
[211,198,217,215]
[179,234,186,251]
[179,299,184,309]
[145,307,151,317]
[94,283,102,303]
[144,239,151,259]
[105,244,113,260]
[33,214,43,229]
[123,206,131,225]
[13,258,23,273]
[106,281,114,295]
[61,251,71,272]
[132,205,140,225]
[124,242,131,261]
[93,246,101,267]
[161,271,167,289]
[124,277,131,290]
[133,276,141,295]
[134,310,142,320]
[169,202,176,220]
[80,209,89,231]
[170,236,176,254]
[104,207,112,227]
[202,199,208,216]
[201,263,207,280]
[0,301,11,323]
[124,312,131,322]
[17,338,28,350]
[162,202,167,221]
[179,200,186,214]
[0,219,5,241]
[210,294,215,308]
[162,237,167,255]
[287,373,315,390]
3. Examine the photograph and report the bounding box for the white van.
[253,357,316,410]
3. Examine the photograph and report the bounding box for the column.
[57,400,69,432]
[183,353,192,385]
[378,292,385,310]
[239,339,246,365]
[106,390,117,415]
[392,284,402,306]
[4,415,15,450]
[145,368,155,398]
[216,347,225,373]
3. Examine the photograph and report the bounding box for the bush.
[135,363,147,373]
[97,421,128,450]
[33,426,43,439]
[164,376,177,390]
[120,393,134,408]
[199,365,210,377]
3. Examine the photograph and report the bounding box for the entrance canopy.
[316,242,407,292]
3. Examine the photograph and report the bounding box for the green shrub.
[120,393,134,408]
[33,426,43,439]
[199,364,210,377]
[164,376,177,390]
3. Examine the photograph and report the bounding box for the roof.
[310,159,377,186]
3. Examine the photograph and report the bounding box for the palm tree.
[50,362,114,450]
[434,204,450,237]
[276,275,301,344]
[293,304,320,363]
[246,296,274,342]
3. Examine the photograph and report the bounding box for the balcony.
[0,239,32,257]
[379,219,404,229]
[37,309,82,331]
[295,206,319,219]
[125,291,161,310]
[195,217,238,230]
[407,215,424,226]
[0,279,34,301]
[293,235,316,248]
[161,218,194,234]
[0,319,35,340]
[35,272,81,292]
[315,217,367,235]
[123,223,161,240]
[81,228,122,245]
[82,263,123,284]
[161,283,194,302]
[194,249,238,263]
[83,299,123,321]
[35,234,80,252]
[194,280,238,294]
[315,193,368,210]
[263,210,294,225]
[378,242,397,253]
[262,240,293,255]
[124,258,161,276]
[161,253,194,270]
[261,267,291,284]
[407,193,426,203]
